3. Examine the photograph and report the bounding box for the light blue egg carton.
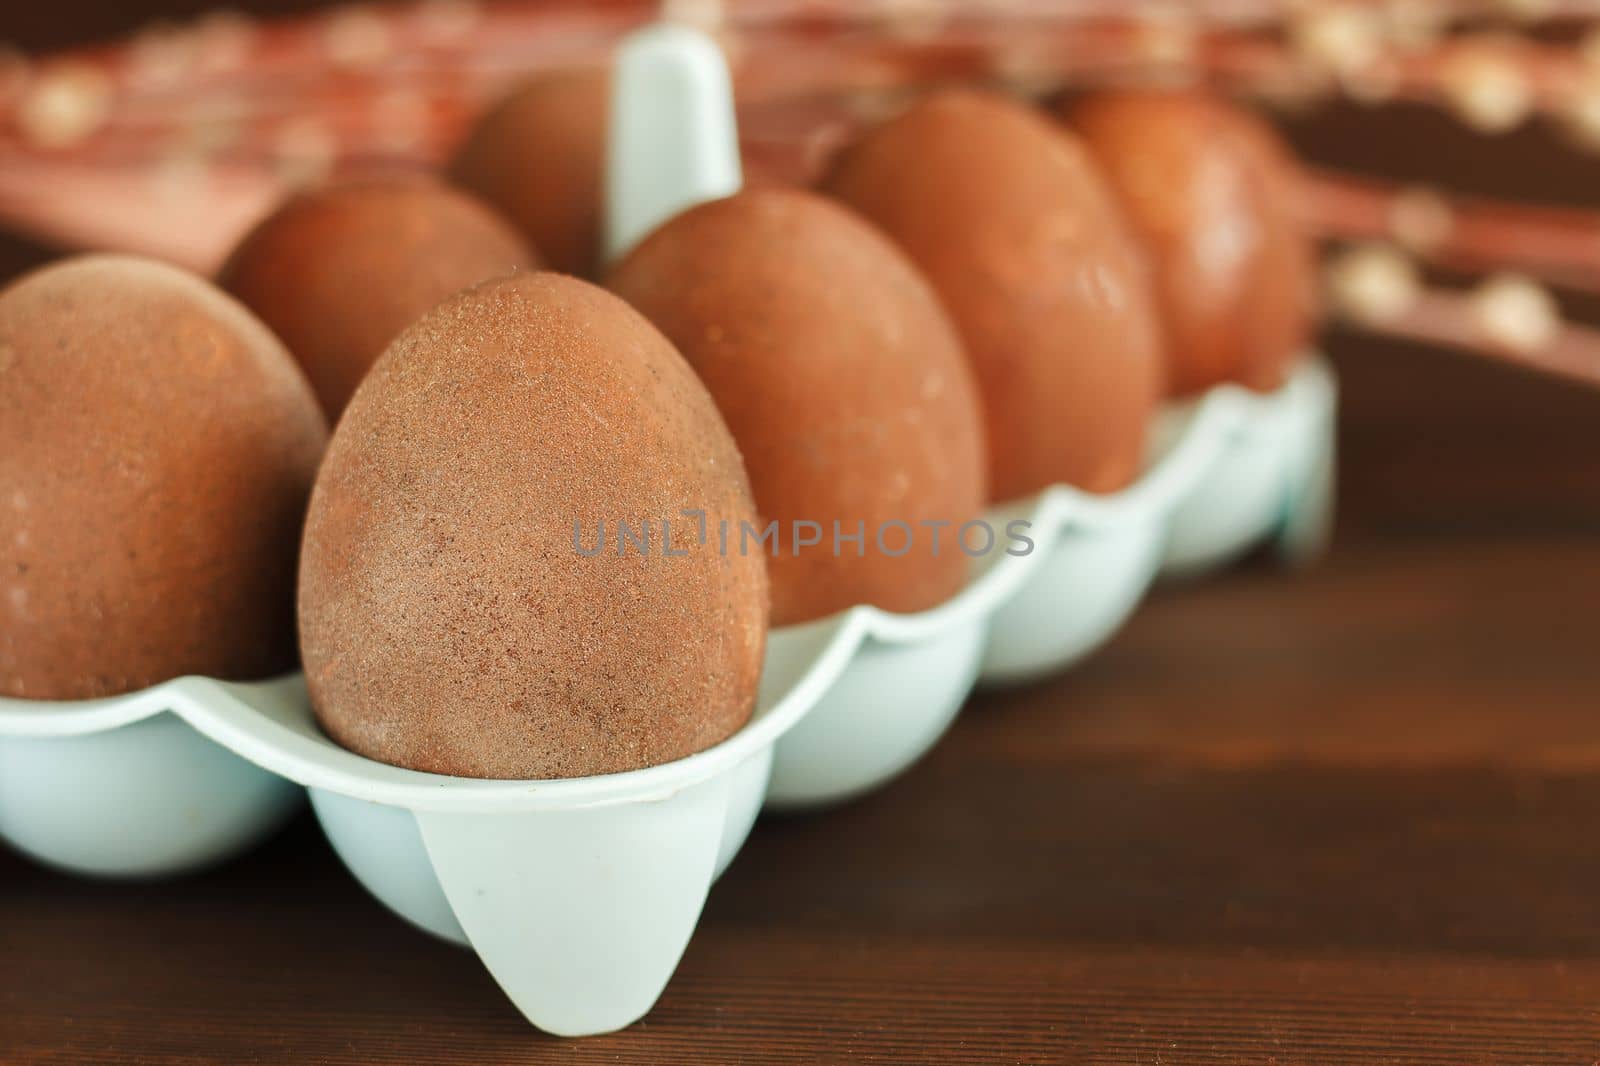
[0,22,1336,1036]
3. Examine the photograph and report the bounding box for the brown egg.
[450,67,784,279]
[299,272,767,780]
[450,68,611,278]
[822,89,1163,503]
[0,255,328,700]
[1066,88,1317,396]
[219,175,535,421]
[608,188,988,626]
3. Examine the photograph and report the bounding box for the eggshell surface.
[220,175,534,420]
[298,272,768,780]
[823,89,1164,503]
[0,254,328,700]
[609,188,988,625]
[1067,89,1316,396]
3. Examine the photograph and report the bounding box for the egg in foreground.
[298,272,768,780]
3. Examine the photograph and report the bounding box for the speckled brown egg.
[0,255,328,701]
[1066,88,1317,396]
[299,271,767,780]
[219,175,535,421]
[608,188,987,626]
[822,89,1163,503]
[450,68,611,278]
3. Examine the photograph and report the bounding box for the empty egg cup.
[0,21,1339,1037]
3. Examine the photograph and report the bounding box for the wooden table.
[5,270,1600,1064]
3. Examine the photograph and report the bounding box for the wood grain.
[4,251,1600,1060]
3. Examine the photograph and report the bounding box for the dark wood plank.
[6,330,1600,1062]
[9,3,1600,1055]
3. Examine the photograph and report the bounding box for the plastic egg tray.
[0,22,1339,1037]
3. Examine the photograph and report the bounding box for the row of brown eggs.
[0,77,1313,782]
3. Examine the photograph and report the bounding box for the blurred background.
[5,0,1600,543]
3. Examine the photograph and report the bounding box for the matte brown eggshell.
[298,272,767,780]
[1066,88,1317,396]
[822,89,1164,503]
[0,254,328,700]
[608,188,988,626]
[219,175,535,421]
[450,68,611,278]
[450,67,787,279]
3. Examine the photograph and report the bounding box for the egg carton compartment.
[0,680,303,878]
[0,658,820,1035]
